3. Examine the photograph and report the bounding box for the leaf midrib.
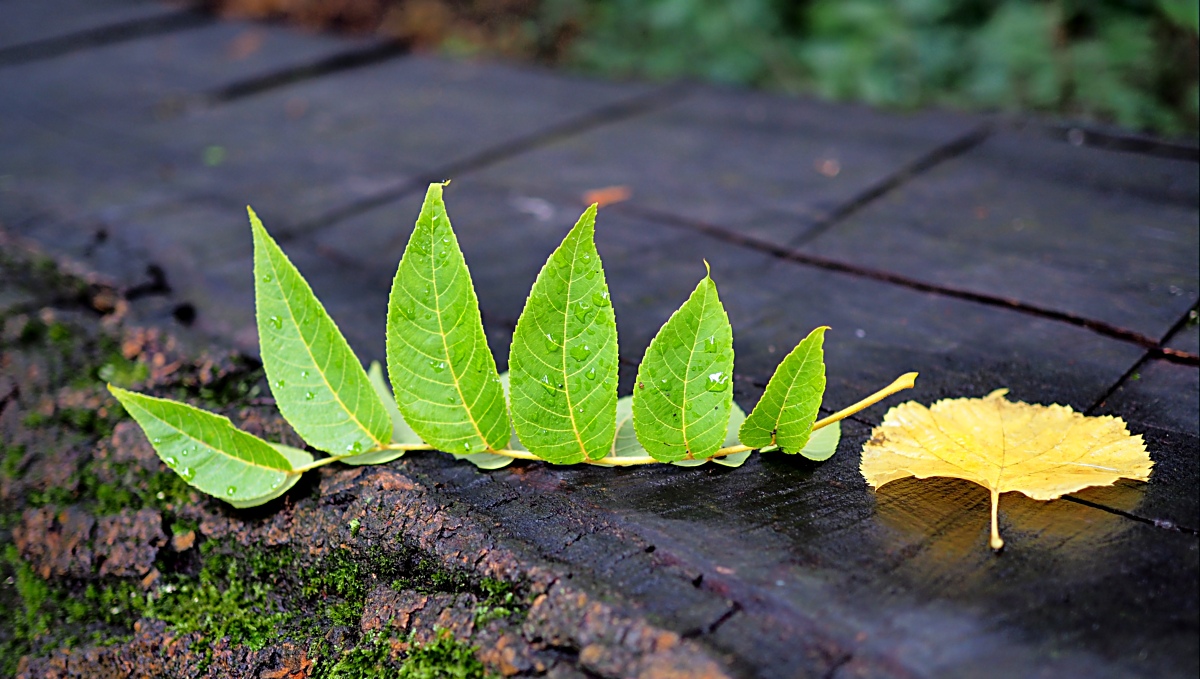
[681,281,711,455]
[263,238,384,449]
[127,399,288,472]
[771,336,821,444]
[429,221,489,450]
[560,232,590,460]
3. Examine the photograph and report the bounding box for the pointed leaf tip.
[252,213,391,455]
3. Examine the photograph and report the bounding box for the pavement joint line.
[279,82,693,242]
[611,202,1200,368]
[200,40,412,105]
[1062,496,1199,536]
[788,122,994,249]
[0,8,213,68]
[1028,119,1200,163]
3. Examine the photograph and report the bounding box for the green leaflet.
[250,208,391,456]
[739,326,828,452]
[798,421,841,461]
[108,386,304,506]
[386,183,510,454]
[509,205,619,464]
[632,267,734,462]
[604,396,749,468]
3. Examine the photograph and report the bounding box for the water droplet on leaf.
[706,372,729,391]
[226,486,237,496]
[591,291,609,307]
[305,391,315,401]
[261,273,273,282]
[429,360,447,373]
[180,467,194,481]
[268,316,282,329]
[585,367,596,380]
[569,344,592,362]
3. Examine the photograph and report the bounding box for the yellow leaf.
[860,389,1152,551]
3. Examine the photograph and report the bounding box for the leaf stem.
[811,372,918,431]
[288,372,919,472]
[989,487,1005,551]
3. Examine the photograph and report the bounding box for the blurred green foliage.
[541,0,1198,136]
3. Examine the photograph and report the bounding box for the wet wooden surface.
[1,2,1197,677]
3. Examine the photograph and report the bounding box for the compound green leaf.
[386,183,509,454]
[509,205,618,464]
[228,443,314,507]
[251,208,391,456]
[739,326,828,452]
[632,267,734,462]
[108,386,299,506]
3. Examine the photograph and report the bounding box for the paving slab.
[799,128,1200,342]
[1093,359,1199,529]
[0,0,185,52]
[468,86,981,248]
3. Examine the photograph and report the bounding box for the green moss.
[1,545,53,676]
[323,629,491,679]
[473,578,520,626]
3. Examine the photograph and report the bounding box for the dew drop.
[582,253,592,263]
[447,394,459,404]
[541,375,555,394]
[573,301,596,323]
[347,441,364,454]
[274,379,285,389]
[268,316,283,329]
[163,456,177,468]
[181,446,191,457]
[225,485,237,497]
[261,273,273,282]
[543,333,560,352]
[569,344,592,362]
[152,437,162,444]
[704,335,718,352]
[400,304,416,321]
[305,391,316,401]
[271,478,282,490]
[463,442,471,451]
[584,269,597,280]
[300,370,309,378]
[706,372,729,392]
[585,367,597,380]
[180,467,195,481]
[591,291,609,307]
[429,360,447,373]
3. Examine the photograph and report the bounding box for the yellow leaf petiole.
[291,372,918,473]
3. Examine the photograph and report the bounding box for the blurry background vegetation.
[204,0,1199,137]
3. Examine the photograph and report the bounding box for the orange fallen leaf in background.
[861,389,1152,551]
[582,185,631,207]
